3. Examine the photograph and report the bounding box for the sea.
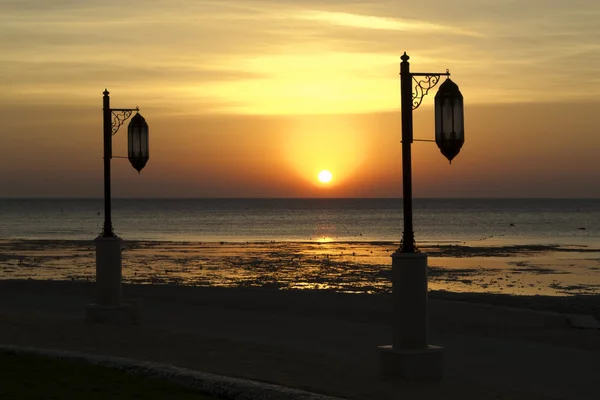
[1,198,599,247]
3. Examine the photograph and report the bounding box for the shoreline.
[2,238,600,298]
[2,237,599,246]
[2,278,600,326]
[3,237,600,251]
[1,278,599,321]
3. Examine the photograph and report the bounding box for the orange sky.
[1,1,600,198]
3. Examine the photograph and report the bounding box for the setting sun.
[318,170,333,183]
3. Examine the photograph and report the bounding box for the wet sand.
[1,239,600,297]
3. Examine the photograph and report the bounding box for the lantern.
[434,78,464,163]
[127,113,149,173]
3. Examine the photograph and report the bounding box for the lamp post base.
[378,252,444,379]
[89,236,142,324]
[379,345,443,380]
[94,235,123,306]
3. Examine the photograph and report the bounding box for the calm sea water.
[0,198,599,246]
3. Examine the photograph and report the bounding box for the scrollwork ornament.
[412,75,441,110]
[111,110,133,135]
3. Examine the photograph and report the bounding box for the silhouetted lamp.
[127,113,149,173]
[86,89,149,325]
[435,78,464,163]
[379,53,465,380]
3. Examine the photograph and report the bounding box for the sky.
[1,0,600,198]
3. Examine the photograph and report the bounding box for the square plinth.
[379,345,443,380]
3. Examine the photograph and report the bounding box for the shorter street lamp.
[379,53,464,379]
[86,89,149,324]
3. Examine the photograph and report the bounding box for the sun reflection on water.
[317,236,334,243]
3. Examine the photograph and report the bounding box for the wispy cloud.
[296,10,483,37]
[1,0,600,113]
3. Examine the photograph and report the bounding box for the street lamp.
[379,53,465,379]
[86,89,149,324]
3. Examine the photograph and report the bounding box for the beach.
[0,279,599,399]
[1,239,600,398]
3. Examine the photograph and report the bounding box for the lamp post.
[86,89,149,324]
[379,53,464,379]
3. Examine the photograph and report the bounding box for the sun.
[318,170,333,183]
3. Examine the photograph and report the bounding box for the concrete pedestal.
[86,235,140,324]
[379,252,443,380]
[94,235,123,306]
[379,345,443,380]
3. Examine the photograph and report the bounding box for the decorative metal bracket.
[411,71,450,110]
[110,107,139,136]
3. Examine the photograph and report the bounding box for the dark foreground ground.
[0,351,217,400]
[0,280,599,399]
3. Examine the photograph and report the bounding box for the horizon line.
[2,197,600,201]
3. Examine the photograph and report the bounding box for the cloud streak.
[1,0,600,113]
[296,10,483,37]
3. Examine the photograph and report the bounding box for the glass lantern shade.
[434,78,464,163]
[127,113,149,173]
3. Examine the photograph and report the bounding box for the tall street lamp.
[379,53,465,379]
[86,89,150,324]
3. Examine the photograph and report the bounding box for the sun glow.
[283,117,366,194]
[318,170,333,183]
